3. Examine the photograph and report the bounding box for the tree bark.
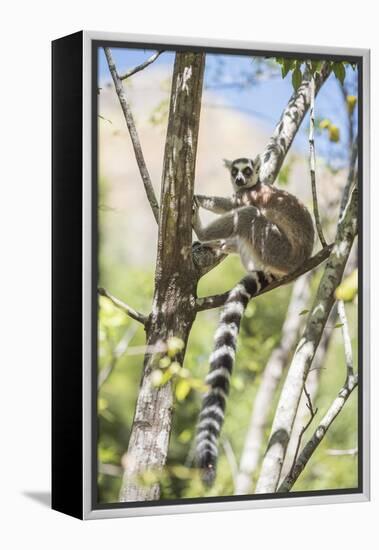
[234,274,311,495]
[255,186,358,495]
[279,310,336,481]
[119,52,205,502]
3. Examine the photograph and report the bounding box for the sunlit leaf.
[328,124,340,142]
[178,429,192,443]
[347,95,357,115]
[176,379,191,401]
[292,67,302,90]
[335,269,358,301]
[167,336,185,357]
[319,118,331,129]
[159,356,171,369]
[333,62,346,85]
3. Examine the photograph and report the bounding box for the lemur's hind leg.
[249,215,294,275]
[193,203,294,274]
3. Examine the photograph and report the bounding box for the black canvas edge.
[52,30,84,520]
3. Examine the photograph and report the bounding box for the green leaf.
[310,60,322,75]
[328,124,340,142]
[281,58,293,78]
[159,355,171,369]
[333,62,346,85]
[299,309,310,316]
[167,336,185,357]
[175,379,191,401]
[292,67,302,90]
[335,269,358,301]
[178,429,192,443]
[334,323,344,329]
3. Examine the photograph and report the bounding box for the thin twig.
[221,437,239,489]
[98,324,138,388]
[288,385,318,478]
[119,51,164,80]
[98,287,147,325]
[196,245,333,312]
[308,71,327,248]
[326,448,358,456]
[103,47,160,223]
[98,463,123,477]
[278,373,358,492]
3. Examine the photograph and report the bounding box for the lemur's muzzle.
[235,176,245,187]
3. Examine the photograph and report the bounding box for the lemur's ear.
[223,159,233,169]
[253,155,261,171]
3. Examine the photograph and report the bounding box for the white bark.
[279,310,336,480]
[278,371,358,492]
[234,274,311,495]
[255,186,358,494]
[259,64,330,185]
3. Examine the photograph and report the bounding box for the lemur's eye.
[231,167,238,177]
[243,167,252,177]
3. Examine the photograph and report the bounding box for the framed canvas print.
[52,31,370,519]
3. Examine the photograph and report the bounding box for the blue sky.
[98,47,358,168]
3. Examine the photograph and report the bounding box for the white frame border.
[82,30,370,520]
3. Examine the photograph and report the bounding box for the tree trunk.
[119,52,205,502]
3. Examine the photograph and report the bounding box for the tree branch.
[326,448,358,456]
[255,184,358,495]
[196,245,332,312]
[98,287,147,325]
[308,72,327,247]
[280,306,337,481]
[221,437,239,489]
[288,385,318,478]
[104,47,160,223]
[278,372,358,492]
[234,273,312,495]
[119,51,164,80]
[98,325,138,388]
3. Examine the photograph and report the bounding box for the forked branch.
[98,287,147,325]
[120,51,164,80]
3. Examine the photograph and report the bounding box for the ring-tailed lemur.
[192,156,315,486]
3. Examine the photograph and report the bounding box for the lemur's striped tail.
[196,271,275,486]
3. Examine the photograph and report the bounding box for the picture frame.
[52,30,370,519]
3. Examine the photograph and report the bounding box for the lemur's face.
[224,157,261,191]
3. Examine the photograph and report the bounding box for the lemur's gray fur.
[193,156,315,486]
